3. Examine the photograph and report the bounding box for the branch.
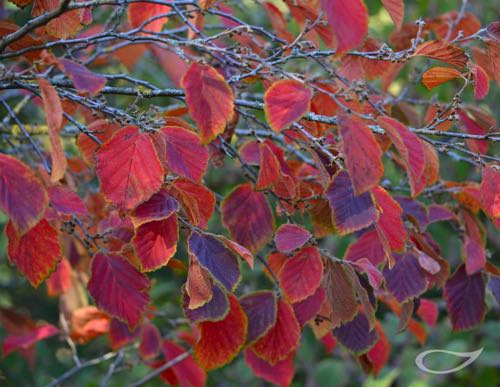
[128,350,191,387]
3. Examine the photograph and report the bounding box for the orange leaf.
[414,40,467,68]
[264,80,313,132]
[421,67,462,89]
[199,0,217,11]
[186,255,213,309]
[181,63,234,144]
[38,77,66,182]
[46,258,72,296]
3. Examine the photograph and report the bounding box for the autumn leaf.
[321,0,368,53]
[6,219,61,287]
[264,80,313,132]
[96,126,163,210]
[422,67,463,89]
[88,253,151,329]
[414,40,467,68]
[38,77,66,182]
[0,154,48,235]
[181,63,235,144]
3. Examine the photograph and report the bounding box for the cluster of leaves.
[0,0,499,385]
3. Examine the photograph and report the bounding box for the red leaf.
[339,113,383,195]
[262,2,293,43]
[77,120,120,165]
[245,349,295,387]
[457,109,489,155]
[366,322,391,377]
[128,2,170,33]
[109,318,140,350]
[220,236,255,269]
[345,230,386,266]
[416,299,439,327]
[464,236,486,275]
[221,183,275,253]
[88,253,151,328]
[96,126,163,210]
[251,300,300,365]
[58,59,106,96]
[133,215,179,272]
[325,170,378,235]
[48,185,87,216]
[378,116,426,197]
[274,224,311,253]
[181,63,234,144]
[194,295,248,370]
[292,287,326,327]
[414,41,467,68]
[131,189,179,228]
[170,178,215,228]
[264,80,312,132]
[321,0,368,53]
[372,186,407,252]
[188,231,241,292]
[280,246,324,303]
[162,340,206,386]
[39,77,66,182]
[472,64,490,100]
[444,264,486,331]
[481,165,500,224]
[3,324,59,357]
[421,67,462,89]
[256,142,281,190]
[6,219,61,287]
[349,258,383,290]
[46,258,72,296]
[0,154,48,235]
[154,126,209,181]
[381,0,404,29]
[139,322,161,360]
[240,291,278,344]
